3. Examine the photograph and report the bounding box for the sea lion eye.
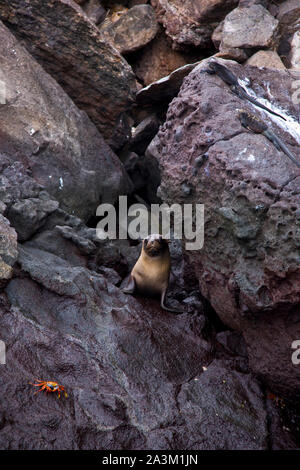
[144,238,148,246]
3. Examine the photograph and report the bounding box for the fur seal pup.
[123,234,184,313]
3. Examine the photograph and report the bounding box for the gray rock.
[277,0,300,36]
[176,359,268,450]
[99,5,159,54]
[130,114,160,154]
[221,4,279,49]
[286,31,300,70]
[122,152,149,192]
[216,331,248,357]
[0,215,17,285]
[0,22,132,221]
[0,158,59,241]
[150,0,239,49]
[0,0,137,142]
[8,194,59,242]
[82,0,106,24]
[136,61,201,105]
[25,229,88,268]
[246,51,286,70]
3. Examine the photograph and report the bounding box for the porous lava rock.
[147,58,300,396]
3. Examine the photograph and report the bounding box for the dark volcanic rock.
[130,114,160,154]
[0,22,131,221]
[150,0,239,50]
[0,215,17,285]
[175,359,268,450]
[243,308,300,400]
[147,58,300,396]
[24,208,104,267]
[277,0,300,37]
[0,157,59,240]
[0,0,137,143]
[99,5,159,54]
[8,196,59,242]
[129,0,148,6]
[122,152,147,192]
[132,27,201,87]
[136,61,201,106]
[82,0,106,24]
[0,240,275,450]
[0,0,298,451]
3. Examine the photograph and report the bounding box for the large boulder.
[99,4,159,55]
[136,61,201,105]
[147,58,300,396]
[150,0,239,49]
[0,21,131,221]
[0,0,137,145]
[219,4,279,49]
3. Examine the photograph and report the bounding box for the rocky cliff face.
[0,21,131,221]
[0,0,137,148]
[148,58,300,399]
[1,0,300,451]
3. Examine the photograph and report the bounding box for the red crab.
[29,379,68,398]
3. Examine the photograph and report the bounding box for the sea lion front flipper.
[161,289,184,314]
[122,275,136,295]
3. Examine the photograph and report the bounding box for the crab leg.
[34,385,46,395]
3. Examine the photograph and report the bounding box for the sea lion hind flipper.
[161,289,184,314]
[122,275,136,295]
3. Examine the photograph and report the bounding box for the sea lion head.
[143,234,169,257]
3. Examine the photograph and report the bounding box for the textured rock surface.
[129,0,148,6]
[132,28,200,86]
[220,4,279,49]
[82,0,106,24]
[0,239,274,449]
[8,196,59,242]
[242,308,300,399]
[151,0,239,49]
[0,0,137,143]
[277,0,300,36]
[246,50,286,70]
[147,58,300,395]
[214,46,248,62]
[0,21,131,221]
[130,114,160,154]
[99,5,159,54]
[0,215,17,285]
[136,61,201,105]
[1,0,300,450]
[287,32,300,70]
[0,156,58,240]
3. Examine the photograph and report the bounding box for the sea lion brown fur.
[123,234,183,313]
